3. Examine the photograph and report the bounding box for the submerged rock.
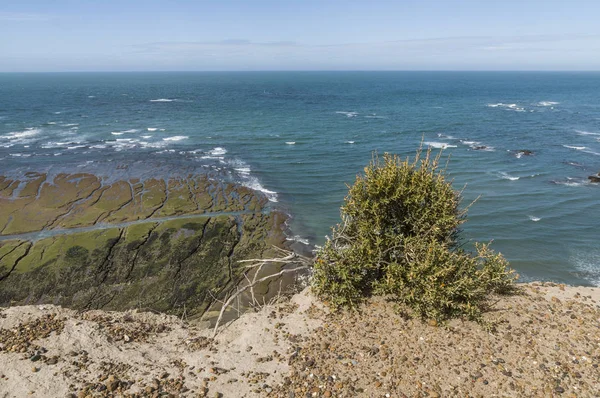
[515,149,534,157]
[588,173,600,183]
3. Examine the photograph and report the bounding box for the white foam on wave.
[89,144,107,149]
[575,130,600,137]
[226,157,278,202]
[10,153,31,157]
[208,147,227,156]
[345,141,355,144]
[147,128,158,132]
[461,140,494,151]
[335,111,358,118]
[487,103,526,112]
[498,172,520,181]
[67,145,87,150]
[162,135,188,142]
[88,95,96,98]
[243,177,278,202]
[285,141,296,145]
[62,123,79,127]
[111,129,138,136]
[528,215,541,222]
[437,133,456,140]
[286,235,310,245]
[424,141,457,149]
[583,149,600,156]
[552,177,588,187]
[570,251,600,286]
[235,167,251,176]
[537,101,559,107]
[41,140,80,149]
[139,141,167,149]
[0,128,41,141]
[150,98,174,102]
[141,135,153,139]
[563,145,587,150]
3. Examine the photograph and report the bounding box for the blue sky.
[2,0,600,71]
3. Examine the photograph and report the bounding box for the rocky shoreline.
[0,172,291,320]
[0,282,598,397]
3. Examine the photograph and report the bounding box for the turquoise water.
[1,72,599,285]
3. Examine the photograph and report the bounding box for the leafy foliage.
[312,149,517,322]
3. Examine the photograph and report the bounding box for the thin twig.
[212,264,310,338]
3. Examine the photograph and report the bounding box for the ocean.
[1,71,599,285]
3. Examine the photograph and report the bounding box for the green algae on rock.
[0,173,288,319]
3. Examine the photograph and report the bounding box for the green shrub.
[312,149,517,322]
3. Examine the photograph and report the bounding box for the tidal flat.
[0,172,288,319]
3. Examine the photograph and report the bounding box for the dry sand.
[0,282,599,397]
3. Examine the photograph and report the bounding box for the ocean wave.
[286,235,311,245]
[147,128,158,131]
[41,140,80,149]
[345,141,355,144]
[487,103,526,112]
[141,135,153,139]
[208,147,227,156]
[234,166,251,176]
[424,141,457,149]
[111,129,138,136]
[62,123,79,127]
[537,101,559,107]
[10,153,31,157]
[498,172,520,181]
[0,128,42,141]
[67,145,87,150]
[150,98,175,102]
[552,178,588,187]
[162,135,188,142]
[570,251,600,286]
[437,133,456,140]
[460,140,494,150]
[335,111,358,118]
[242,176,278,202]
[528,215,541,222]
[365,114,388,119]
[285,141,296,145]
[575,130,600,136]
[139,141,167,149]
[227,157,278,202]
[563,145,586,150]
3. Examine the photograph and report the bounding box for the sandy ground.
[0,282,599,397]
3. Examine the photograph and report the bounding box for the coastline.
[0,171,296,323]
[0,282,598,397]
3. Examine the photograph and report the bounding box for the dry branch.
[211,249,311,338]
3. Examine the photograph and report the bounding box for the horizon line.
[1,69,600,74]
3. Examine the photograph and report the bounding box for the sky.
[1,0,600,72]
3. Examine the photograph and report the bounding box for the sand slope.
[0,283,599,397]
